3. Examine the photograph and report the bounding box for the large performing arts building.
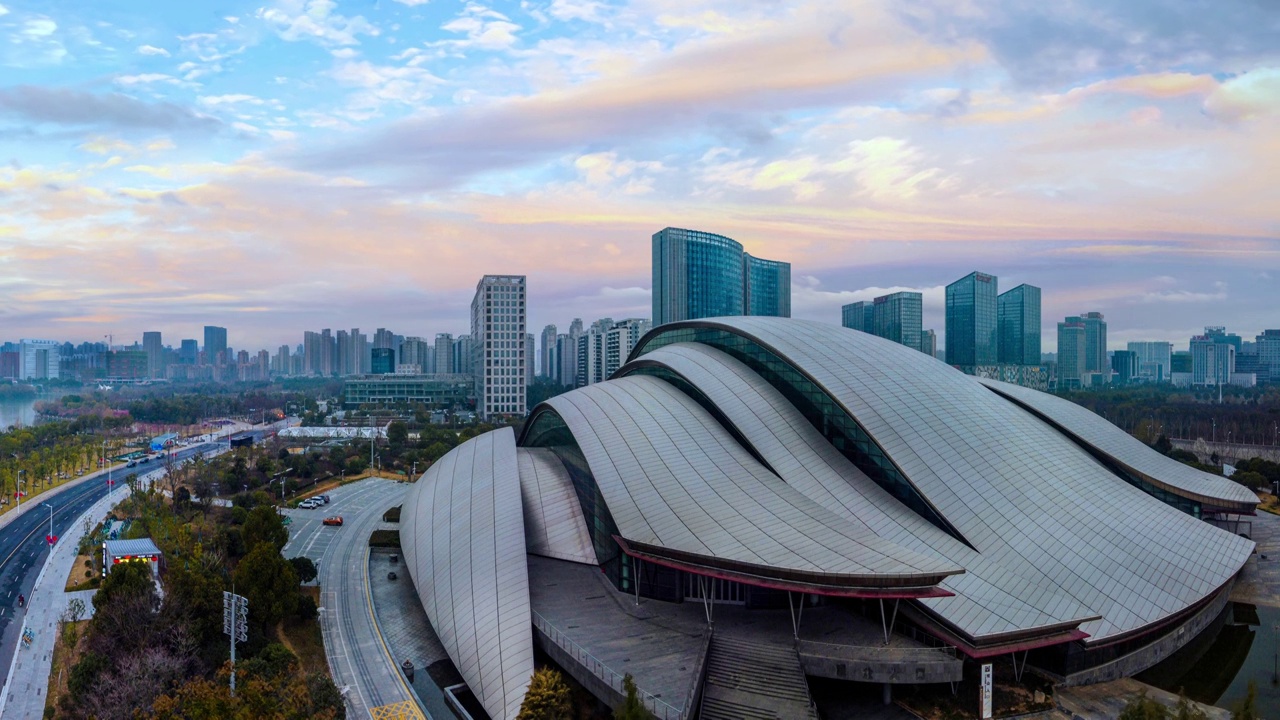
[400,317,1257,720]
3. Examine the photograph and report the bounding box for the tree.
[243,505,288,554]
[1153,434,1173,455]
[386,421,409,446]
[1233,471,1269,491]
[614,673,652,720]
[93,560,158,616]
[160,565,225,648]
[1119,692,1169,720]
[233,544,299,633]
[289,556,318,584]
[517,668,573,720]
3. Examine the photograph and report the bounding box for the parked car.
[323,516,343,526]
[320,494,331,504]
[299,499,318,509]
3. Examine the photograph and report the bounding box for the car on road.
[323,516,343,526]
[299,498,321,509]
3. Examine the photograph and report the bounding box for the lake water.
[1140,602,1280,714]
[0,395,42,431]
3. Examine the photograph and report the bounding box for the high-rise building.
[18,339,60,380]
[1205,326,1242,353]
[604,319,652,378]
[274,345,292,376]
[400,337,430,374]
[526,333,535,385]
[540,325,558,378]
[1111,350,1139,385]
[651,227,790,324]
[840,301,873,333]
[179,339,198,365]
[1081,312,1108,381]
[1191,334,1234,386]
[371,348,396,375]
[577,318,613,387]
[1256,330,1280,384]
[337,330,352,375]
[921,329,937,358]
[1127,342,1173,383]
[1057,317,1086,390]
[742,254,791,317]
[373,328,395,350]
[945,272,998,367]
[997,284,1041,365]
[555,334,575,387]
[143,331,163,378]
[452,335,473,377]
[871,292,922,352]
[471,275,527,419]
[106,350,147,379]
[203,326,227,366]
[434,334,454,375]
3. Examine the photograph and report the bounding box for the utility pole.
[223,590,248,696]
[370,414,375,474]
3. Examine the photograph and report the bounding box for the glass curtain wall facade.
[652,228,744,325]
[1082,312,1108,379]
[841,301,873,332]
[998,284,1041,365]
[1057,318,1086,390]
[945,272,998,366]
[742,254,792,318]
[871,291,922,352]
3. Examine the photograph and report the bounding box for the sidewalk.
[0,477,152,718]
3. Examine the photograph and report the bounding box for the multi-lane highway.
[0,442,218,679]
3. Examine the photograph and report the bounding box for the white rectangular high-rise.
[471,275,527,420]
[19,339,60,380]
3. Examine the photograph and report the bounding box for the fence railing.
[532,610,684,720]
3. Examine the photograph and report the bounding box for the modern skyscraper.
[143,331,163,378]
[471,275,527,419]
[203,326,227,365]
[526,333,535,385]
[1257,330,1280,383]
[1191,333,1235,386]
[651,227,790,324]
[400,337,430,373]
[997,284,1041,365]
[577,318,613,387]
[871,292,922,352]
[434,333,454,375]
[1111,350,1139,385]
[540,324,558,378]
[1057,317,1086,390]
[742,254,791,317]
[179,339,198,365]
[840,301,873,333]
[18,339,60,380]
[1081,312,1108,382]
[945,272,998,367]
[452,335,473,377]
[921,329,937,358]
[371,348,395,374]
[1127,342,1173,383]
[373,328,395,350]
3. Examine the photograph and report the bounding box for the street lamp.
[41,502,54,544]
[15,469,24,513]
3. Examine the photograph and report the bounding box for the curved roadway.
[0,442,217,684]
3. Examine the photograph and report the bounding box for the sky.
[1,0,1278,353]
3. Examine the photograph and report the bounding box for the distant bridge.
[1169,438,1280,465]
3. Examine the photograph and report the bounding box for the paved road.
[282,478,411,718]
[0,442,218,684]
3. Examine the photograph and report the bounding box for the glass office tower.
[997,284,1041,365]
[841,302,874,332]
[872,291,923,352]
[743,254,792,318]
[945,272,998,366]
[652,227,791,324]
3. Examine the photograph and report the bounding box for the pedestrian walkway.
[0,477,151,718]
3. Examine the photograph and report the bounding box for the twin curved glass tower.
[651,227,790,324]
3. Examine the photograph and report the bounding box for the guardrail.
[797,638,959,662]
[532,610,684,720]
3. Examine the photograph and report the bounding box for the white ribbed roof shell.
[621,343,1097,641]
[517,447,596,565]
[630,319,1254,642]
[976,377,1258,511]
[540,375,963,588]
[400,427,532,720]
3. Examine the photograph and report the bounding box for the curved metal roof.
[539,375,963,593]
[517,447,597,565]
[975,378,1258,512]
[399,427,532,720]
[619,343,1098,643]
[632,319,1254,642]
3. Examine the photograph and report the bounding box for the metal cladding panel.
[975,377,1258,509]
[400,427,533,720]
[542,375,962,586]
[633,318,1254,643]
[621,343,1098,640]
[517,447,597,565]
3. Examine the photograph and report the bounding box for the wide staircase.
[699,635,819,720]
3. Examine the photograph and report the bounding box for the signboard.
[980,662,993,719]
[223,591,248,643]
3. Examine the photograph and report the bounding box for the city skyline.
[1,1,1276,350]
